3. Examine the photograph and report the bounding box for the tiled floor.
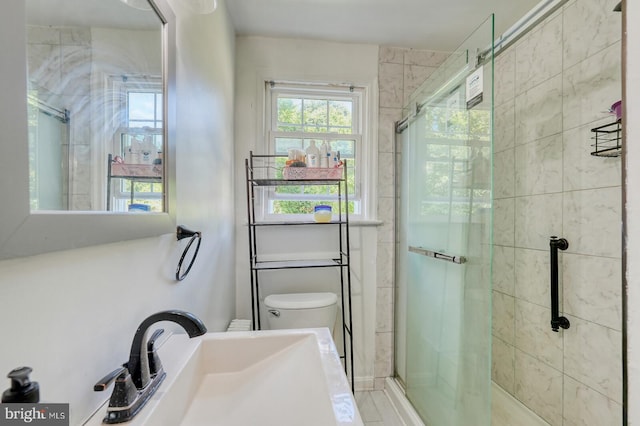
[355,390,406,426]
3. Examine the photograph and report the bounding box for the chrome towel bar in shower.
[549,236,570,332]
[408,246,466,264]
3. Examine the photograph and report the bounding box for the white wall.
[0,1,236,424]
[625,0,640,424]
[233,36,379,387]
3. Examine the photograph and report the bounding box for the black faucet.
[94,310,207,424]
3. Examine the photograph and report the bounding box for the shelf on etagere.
[250,220,348,227]
[252,258,348,270]
[249,178,343,186]
[591,120,621,157]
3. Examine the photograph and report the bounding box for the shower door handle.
[408,246,466,264]
[549,236,570,332]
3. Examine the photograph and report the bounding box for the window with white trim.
[110,77,164,212]
[263,82,367,220]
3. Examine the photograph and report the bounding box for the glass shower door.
[396,15,494,426]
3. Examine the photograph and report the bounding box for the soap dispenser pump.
[2,366,40,403]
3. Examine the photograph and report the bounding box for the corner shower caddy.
[590,120,622,157]
[244,151,354,390]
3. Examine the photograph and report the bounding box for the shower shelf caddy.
[590,120,622,157]
[244,151,354,390]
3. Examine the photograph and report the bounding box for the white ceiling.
[226,0,542,51]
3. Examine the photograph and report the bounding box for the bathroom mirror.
[0,0,176,259]
[27,0,166,213]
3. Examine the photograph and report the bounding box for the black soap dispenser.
[1,366,40,403]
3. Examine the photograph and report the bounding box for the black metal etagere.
[244,151,354,391]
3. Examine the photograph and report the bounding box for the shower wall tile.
[514,248,549,308]
[564,316,622,403]
[514,133,563,197]
[70,194,91,211]
[60,27,91,46]
[563,253,622,331]
[563,0,622,70]
[404,50,450,67]
[563,187,621,258]
[376,242,394,288]
[375,287,393,333]
[514,349,563,426]
[492,291,515,344]
[514,299,563,371]
[514,14,563,96]
[492,336,515,394]
[378,107,401,153]
[514,75,563,145]
[563,42,622,131]
[379,46,406,64]
[403,65,437,106]
[514,193,563,251]
[377,197,395,243]
[563,375,623,426]
[28,26,60,45]
[494,99,515,153]
[490,3,622,424]
[378,153,395,198]
[493,245,515,296]
[374,332,393,378]
[70,144,92,196]
[27,44,61,95]
[494,148,515,199]
[378,62,404,108]
[60,45,91,97]
[562,121,622,192]
[493,198,515,247]
[494,49,515,107]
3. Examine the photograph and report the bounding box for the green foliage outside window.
[272,94,359,215]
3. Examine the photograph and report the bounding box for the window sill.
[347,219,384,227]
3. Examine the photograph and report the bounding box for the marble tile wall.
[492,0,623,424]
[376,46,449,389]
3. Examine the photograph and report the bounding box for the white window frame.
[261,81,371,221]
[109,76,164,211]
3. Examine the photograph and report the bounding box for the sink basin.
[85,328,362,426]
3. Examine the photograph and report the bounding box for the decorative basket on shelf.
[111,163,163,178]
[282,167,343,180]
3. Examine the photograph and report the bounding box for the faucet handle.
[147,329,165,378]
[94,366,127,392]
[94,366,139,413]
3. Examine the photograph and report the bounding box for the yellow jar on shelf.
[313,205,332,223]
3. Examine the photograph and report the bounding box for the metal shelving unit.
[245,151,354,391]
[106,154,163,211]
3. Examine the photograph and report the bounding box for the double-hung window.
[263,82,366,220]
[111,77,164,212]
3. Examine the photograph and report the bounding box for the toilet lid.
[264,292,337,309]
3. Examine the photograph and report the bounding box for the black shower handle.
[550,236,570,332]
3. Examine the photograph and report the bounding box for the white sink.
[85,328,362,426]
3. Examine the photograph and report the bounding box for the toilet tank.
[263,292,338,331]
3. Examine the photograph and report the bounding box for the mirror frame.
[0,0,176,260]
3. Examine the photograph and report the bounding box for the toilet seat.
[264,292,337,310]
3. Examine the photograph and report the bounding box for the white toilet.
[263,292,338,331]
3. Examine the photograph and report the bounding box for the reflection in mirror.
[26,0,165,212]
